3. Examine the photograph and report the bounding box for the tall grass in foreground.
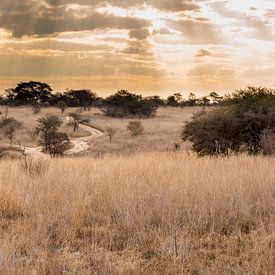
[0,153,274,274]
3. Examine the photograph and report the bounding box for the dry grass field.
[0,106,274,274]
[0,106,200,153]
[0,152,274,274]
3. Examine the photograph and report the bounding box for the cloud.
[45,0,201,12]
[195,49,211,57]
[211,2,275,41]
[0,40,114,54]
[148,0,200,12]
[168,19,220,44]
[0,1,151,38]
[120,40,153,57]
[129,28,151,40]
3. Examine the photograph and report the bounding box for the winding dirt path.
[65,123,104,155]
[22,121,104,158]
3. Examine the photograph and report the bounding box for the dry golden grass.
[0,152,274,274]
[86,106,201,155]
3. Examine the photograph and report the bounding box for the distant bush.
[182,87,275,156]
[127,120,144,136]
[57,101,67,113]
[32,104,41,114]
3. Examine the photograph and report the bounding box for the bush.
[32,104,41,114]
[0,117,22,147]
[47,131,70,157]
[182,87,275,156]
[127,120,144,136]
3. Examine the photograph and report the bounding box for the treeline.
[0,81,225,118]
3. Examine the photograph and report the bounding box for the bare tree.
[106,127,116,142]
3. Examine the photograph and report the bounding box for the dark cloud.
[120,40,153,57]
[129,28,151,40]
[0,1,150,37]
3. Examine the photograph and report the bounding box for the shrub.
[127,120,144,136]
[47,131,70,157]
[182,87,275,156]
[0,117,22,147]
[32,104,41,114]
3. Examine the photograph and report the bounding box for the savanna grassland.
[0,106,274,274]
[0,106,200,154]
[0,153,274,274]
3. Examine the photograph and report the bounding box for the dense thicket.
[104,90,158,118]
[182,87,275,155]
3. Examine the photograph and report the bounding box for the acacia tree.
[6,81,52,105]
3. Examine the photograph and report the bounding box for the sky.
[0,0,274,97]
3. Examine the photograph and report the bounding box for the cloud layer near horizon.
[0,0,274,95]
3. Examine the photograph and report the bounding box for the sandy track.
[65,124,104,155]
[22,122,104,157]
